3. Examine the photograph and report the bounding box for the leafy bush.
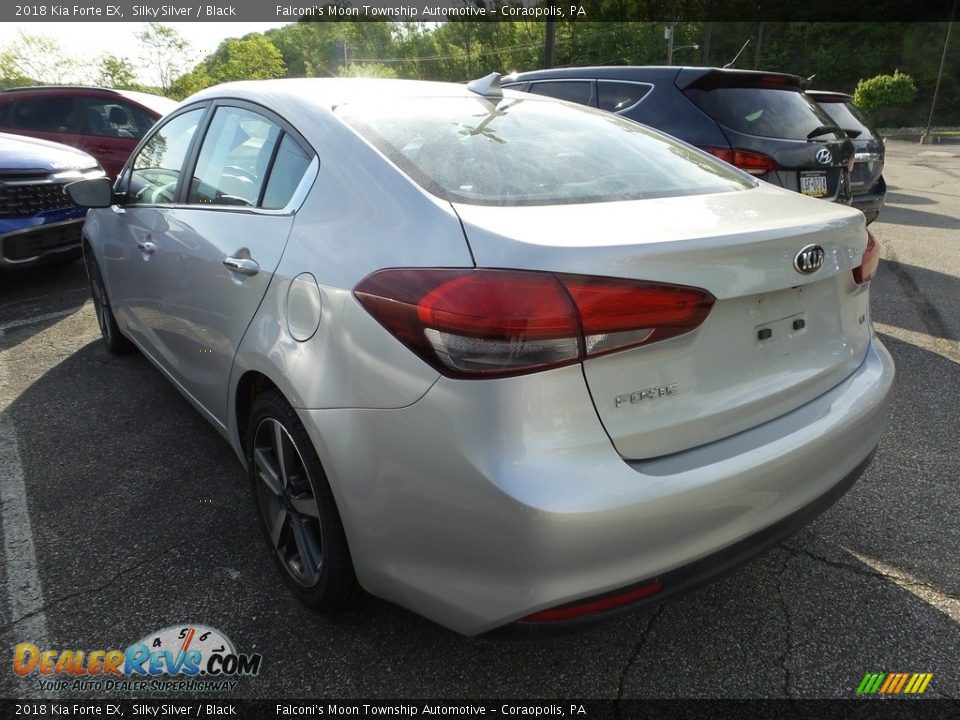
[854,70,918,116]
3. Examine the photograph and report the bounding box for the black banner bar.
[2,699,959,720]
[3,0,958,23]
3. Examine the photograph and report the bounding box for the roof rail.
[2,85,122,94]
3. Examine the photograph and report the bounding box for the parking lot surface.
[0,139,957,700]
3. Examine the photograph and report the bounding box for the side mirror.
[64,177,114,208]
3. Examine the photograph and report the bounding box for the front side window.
[130,108,204,205]
[7,96,83,134]
[338,96,752,206]
[188,107,282,207]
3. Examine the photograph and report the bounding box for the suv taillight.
[700,147,777,176]
[853,231,880,285]
[354,269,715,379]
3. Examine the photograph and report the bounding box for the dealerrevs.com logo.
[13,624,263,693]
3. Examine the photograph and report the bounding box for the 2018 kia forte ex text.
[67,75,895,636]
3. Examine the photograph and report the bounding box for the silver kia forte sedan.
[67,76,894,636]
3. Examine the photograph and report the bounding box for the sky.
[0,22,291,85]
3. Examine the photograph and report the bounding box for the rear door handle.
[222,256,260,277]
[137,240,155,254]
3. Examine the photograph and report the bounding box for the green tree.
[854,70,918,116]
[0,32,79,85]
[136,22,190,94]
[206,35,287,83]
[96,54,140,90]
[338,62,397,78]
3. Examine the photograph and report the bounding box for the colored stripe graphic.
[857,673,885,694]
[857,672,933,695]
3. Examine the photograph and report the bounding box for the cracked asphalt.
[0,140,957,700]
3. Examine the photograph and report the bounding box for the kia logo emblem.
[815,148,833,165]
[794,244,825,274]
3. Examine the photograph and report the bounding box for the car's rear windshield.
[813,100,876,140]
[336,95,752,206]
[685,86,843,141]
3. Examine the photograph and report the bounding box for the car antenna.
[723,39,750,69]
[467,72,503,101]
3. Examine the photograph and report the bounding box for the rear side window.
[337,96,752,206]
[598,81,652,112]
[815,101,875,139]
[262,134,311,209]
[685,86,841,140]
[188,106,282,207]
[528,81,595,107]
[79,99,157,140]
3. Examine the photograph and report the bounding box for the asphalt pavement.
[0,139,957,700]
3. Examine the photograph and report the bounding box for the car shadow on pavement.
[1,329,957,699]
[872,259,959,342]
[884,191,938,206]
[878,202,960,230]
[0,259,90,351]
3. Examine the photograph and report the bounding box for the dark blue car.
[0,132,104,269]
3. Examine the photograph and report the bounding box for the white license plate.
[800,172,828,197]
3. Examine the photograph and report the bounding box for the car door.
[99,105,208,362]
[144,101,316,426]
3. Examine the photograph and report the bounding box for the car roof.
[189,77,485,105]
[183,78,518,120]
[505,66,808,90]
[0,85,176,117]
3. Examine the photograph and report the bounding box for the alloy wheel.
[252,417,324,587]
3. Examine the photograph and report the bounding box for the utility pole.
[924,2,956,143]
[544,1,557,69]
[754,22,764,69]
[666,21,676,65]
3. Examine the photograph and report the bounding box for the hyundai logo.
[815,148,833,165]
[794,244,825,274]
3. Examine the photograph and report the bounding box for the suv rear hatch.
[808,92,884,196]
[454,186,873,459]
[679,69,854,205]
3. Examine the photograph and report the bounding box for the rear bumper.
[301,336,894,636]
[494,447,875,637]
[852,175,886,225]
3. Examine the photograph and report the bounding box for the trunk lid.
[453,183,873,459]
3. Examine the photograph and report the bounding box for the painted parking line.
[0,343,58,699]
[0,308,80,337]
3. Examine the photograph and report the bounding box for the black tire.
[247,388,361,611]
[83,247,135,355]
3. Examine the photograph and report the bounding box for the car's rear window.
[336,95,752,206]
[685,86,843,141]
[814,100,875,140]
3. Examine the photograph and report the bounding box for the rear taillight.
[700,147,777,176]
[354,269,715,379]
[853,231,880,285]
